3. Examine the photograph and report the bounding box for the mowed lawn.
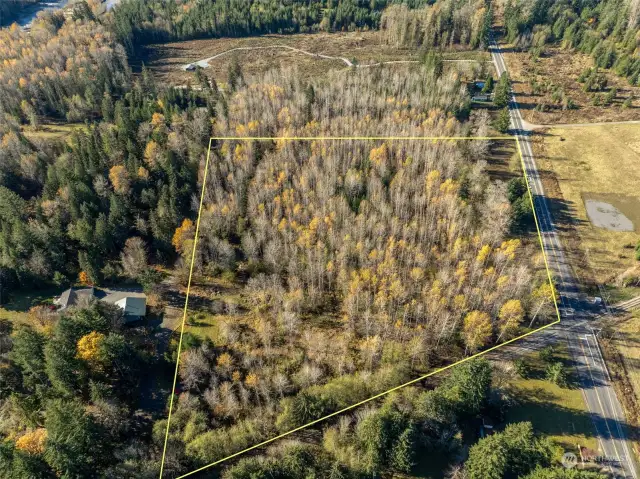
[505,344,599,453]
[0,286,64,327]
[538,124,640,285]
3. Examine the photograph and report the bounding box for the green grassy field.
[0,286,63,327]
[185,311,222,342]
[505,343,598,453]
[603,284,640,305]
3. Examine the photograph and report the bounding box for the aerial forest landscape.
[0,0,639,478]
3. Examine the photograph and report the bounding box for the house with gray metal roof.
[54,287,146,323]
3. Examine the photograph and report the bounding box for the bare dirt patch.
[503,46,640,125]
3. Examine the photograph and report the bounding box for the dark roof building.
[54,287,97,310]
[54,287,146,322]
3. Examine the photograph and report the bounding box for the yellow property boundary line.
[159,135,561,479]
[203,136,515,141]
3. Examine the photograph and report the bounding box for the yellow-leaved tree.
[78,271,90,285]
[497,299,524,341]
[15,428,47,455]
[172,218,194,254]
[462,310,492,354]
[77,331,105,363]
[108,165,130,195]
[151,112,166,128]
[528,282,557,327]
[143,140,159,167]
[216,352,234,375]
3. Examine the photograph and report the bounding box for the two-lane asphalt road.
[489,39,638,478]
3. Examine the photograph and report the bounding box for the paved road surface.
[490,38,638,478]
[614,295,640,313]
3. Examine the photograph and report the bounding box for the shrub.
[513,358,531,379]
[186,418,270,465]
[539,346,555,363]
[276,392,336,432]
[545,362,567,388]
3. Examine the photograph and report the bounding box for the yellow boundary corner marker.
[159,135,560,479]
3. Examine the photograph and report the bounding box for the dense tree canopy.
[110,0,440,54]
[0,3,574,478]
[0,303,150,477]
[0,14,130,121]
[381,0,492,49]
[504,0,640,85]
[0,15,215,291]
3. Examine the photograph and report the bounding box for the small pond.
[582,193,640,232]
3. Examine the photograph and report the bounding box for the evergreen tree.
[44,399,106,477]
[494,107,511,133]
[11,327,47,392]
[494,72,511,108]
[481,75,494,93]
[101,93,115,122]
[228,57,244,92]
[390,425,416,472]
[444,358,492,416]
[545,362,568,387]
[78,250,102,285]
[466,422,555,479]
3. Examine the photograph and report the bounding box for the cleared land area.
[503,46,640,125]
[140,30,490,86]
[535,124,640,290]
[14,119,86,151]
[20,122,83,142]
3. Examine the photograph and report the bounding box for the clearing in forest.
[502,45,640,125]
[159,66,560,478]
[140,30,490,87]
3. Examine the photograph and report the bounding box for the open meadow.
[140,30,491,87]
[535,124,640,291]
